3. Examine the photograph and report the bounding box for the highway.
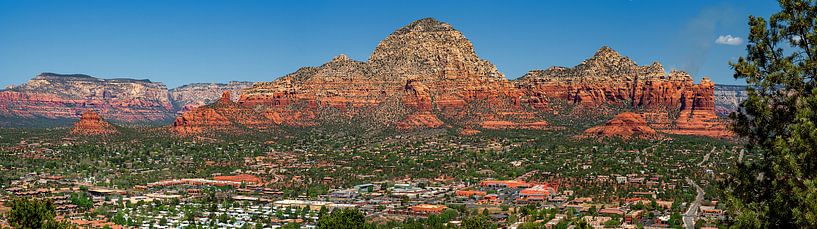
[683,178,704,229]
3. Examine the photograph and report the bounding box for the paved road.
[683,178,704,229]
[697,146,716,167]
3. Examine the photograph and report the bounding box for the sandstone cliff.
[514,47,731,138]
[0,73,174,123]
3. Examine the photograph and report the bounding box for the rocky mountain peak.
[649,61,663,70]
[668,69,693,81]
[579,46,636,71]
[367,18,504,81]
[390,18,454,35]
[593,46,622,58]
[331,54,352,62]
[80,110,103,120]
[369,18,473,62]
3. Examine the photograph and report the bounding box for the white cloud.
[715,35,744,46]
[792,35,802,44]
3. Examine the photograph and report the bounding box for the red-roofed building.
[213,174,261,184]
[410,204,447,214]
[519,184,555,201]
[456,190,487,197]
[598,208,626,216]
[480,180,530,188]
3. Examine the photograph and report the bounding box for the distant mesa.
[0,73,174,123]
[70,110,118,136]
[0,72,252,124]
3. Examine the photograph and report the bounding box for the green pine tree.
[726,0,817,228]
[316,208,366,229]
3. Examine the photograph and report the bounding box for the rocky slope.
[714,84,748,116]
[70,110,118,135]
[175,18,545,134]
[514,47,731,138]
[0,73,174,123]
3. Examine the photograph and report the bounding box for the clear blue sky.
[0,0,779,88]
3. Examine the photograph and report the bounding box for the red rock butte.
[70,110,118,136]
[583,112,659,139]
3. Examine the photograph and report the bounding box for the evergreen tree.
[461,214,494,229]
[6,197,76,229]
[726,0,817,228]
[316,208,366,229]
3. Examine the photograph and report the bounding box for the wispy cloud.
[715,35,743,45]
[679,4,738,75]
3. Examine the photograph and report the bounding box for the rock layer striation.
[514,46,731,138]
[0,73,174,123]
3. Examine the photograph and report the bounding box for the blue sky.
[0,0,779,88]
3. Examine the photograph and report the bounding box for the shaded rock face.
[0,73,174,123]
[515,47,730,138]
[169,81,254,112]
[583,112,658,139]
[176,18,542,134]
[70,110,118,135]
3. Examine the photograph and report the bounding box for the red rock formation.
[583,112,659,139]
[658,78,732,138]
[0,73,174,123]
[396,79,443,129]
[174,18,545,133]
[70,111,118,135]
[515,47,688,109]
[515,47,730,138]
[173,91,271,134]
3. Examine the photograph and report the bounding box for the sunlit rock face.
[70,110,118,136]
[174,18,545,134]
[169,81,254,113]
[713,84,748,116]
[583,112,659,139]
[514,47,730,138]
[0,73,174,123]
